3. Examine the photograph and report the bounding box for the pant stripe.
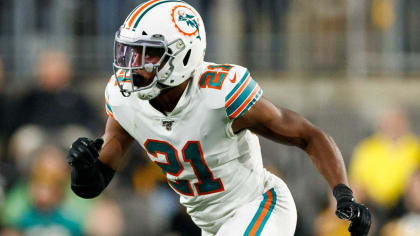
[244,188,277,236]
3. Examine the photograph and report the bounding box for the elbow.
[301,125,328,152]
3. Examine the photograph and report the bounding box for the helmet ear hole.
[183,49,191,66]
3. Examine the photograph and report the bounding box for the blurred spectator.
[380,169,420,236]
[7,125,48,178]
[0,125,46,195]
[371,0,395,31]
[1,146,83,236]
[349,108,420,233]
[2,50,101,195]
[120,161,179,235]
[12,49,101,135]
[3,123,92,193]
[85,197,124,236]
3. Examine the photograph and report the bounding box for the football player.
[67,1,371,235]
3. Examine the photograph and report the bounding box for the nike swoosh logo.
[230,73,237,83]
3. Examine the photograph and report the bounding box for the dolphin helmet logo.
[171,5,201,40]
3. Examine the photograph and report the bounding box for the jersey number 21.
[145,140,225,196]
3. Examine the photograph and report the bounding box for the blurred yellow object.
[380,170,420,236]
[30,146,68,187]
[132,161,166,195]
[315,207,350,236]
[380,221,400,236]
[371,0,395,30]
[350,134,420,207]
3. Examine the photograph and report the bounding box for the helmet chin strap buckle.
[144,63,154,73]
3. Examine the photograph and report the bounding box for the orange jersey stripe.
[225,75,251,108]
[229,84,260,119]
[104,94,114,118]
[105,106,114,118]
[126,0,160,29]
[249,191,273,235]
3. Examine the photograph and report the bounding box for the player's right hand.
[67,137,104,170]
[336,200,371,236]
[333,184,371,236]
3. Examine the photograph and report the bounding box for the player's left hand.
[333,184,371,236]
[67,137,103,170]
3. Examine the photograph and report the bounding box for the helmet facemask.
[113,33,174,99]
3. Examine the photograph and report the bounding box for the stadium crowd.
[1,0,420,235]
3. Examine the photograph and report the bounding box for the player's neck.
[150,78,191,114]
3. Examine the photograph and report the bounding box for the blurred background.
[1,0,420,235]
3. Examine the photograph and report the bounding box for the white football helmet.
[113,0,206,100]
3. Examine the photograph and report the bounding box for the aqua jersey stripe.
[244,191,269,236]
[226,70,250,101]
[235,88,262,119]
[226,79,257,117]
[244,188,277,236]
[255,189,277,235]
[132,0,185,30]
[106,103,113,113]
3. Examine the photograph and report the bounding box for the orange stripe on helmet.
[126,0,161,29]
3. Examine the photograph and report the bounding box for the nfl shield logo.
[162,120,175,131]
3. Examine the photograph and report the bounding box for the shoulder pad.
[105,75,126,106]
[105,75,126,118]
[199,64,263,119]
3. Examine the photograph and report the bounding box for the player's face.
[131,46,165,87]
[115,43,166,88]
[129,46,164,67]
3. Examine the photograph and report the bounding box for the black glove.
[333,184,371,236]
[67,137,104,170]
[67,137,114,199]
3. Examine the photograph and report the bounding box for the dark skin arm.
[99,117,135,170]
[232,97,348,189]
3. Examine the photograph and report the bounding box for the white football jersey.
[105,62,266,233]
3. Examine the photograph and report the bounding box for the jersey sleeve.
[104,74,125,119]
[104,77,115,118]
[105,99,114,118]
[222,66,263,119]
